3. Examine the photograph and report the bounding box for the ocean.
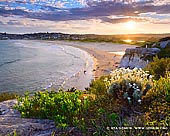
[0,40,94,94]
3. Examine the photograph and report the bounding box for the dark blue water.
[0,40,93,94]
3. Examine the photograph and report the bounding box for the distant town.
[0,32,170,43]
[0,32,88,40]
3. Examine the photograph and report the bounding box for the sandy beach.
[54,41,137,89]
[71,44,123,79]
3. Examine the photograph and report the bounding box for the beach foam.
[109,51,125,56]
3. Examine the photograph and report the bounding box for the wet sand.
[72,45,122,79]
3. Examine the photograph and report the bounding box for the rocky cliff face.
[119,48,161,69]
[159,40,170,48]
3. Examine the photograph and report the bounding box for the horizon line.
[1,32,170,36]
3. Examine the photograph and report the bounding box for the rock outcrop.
[159,40,170,48]
[0,100,85,135]
[0,100,61,136]
[152,40,170,48]
[119,47,161,69]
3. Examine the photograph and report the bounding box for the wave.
[42,82,53,90]
[58,46,80,59]
[0,40,94,93]
[61,70,82,90]
[0,59,21,67]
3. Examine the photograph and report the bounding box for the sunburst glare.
[125,20,136,30]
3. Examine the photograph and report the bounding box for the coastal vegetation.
[145,57,170,80]
[13,61,169,135]
[0,55,169,135]
[142,37,170,58]
[0,36,170,135]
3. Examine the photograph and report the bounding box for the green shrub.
[15,90,91,128]
[145,56,170,80]
[144,72,170,127]
[158,37,170,58]
[14,89,122,134]
[89,76,108,97]
[158,47,170,58]
[91,111,120,135]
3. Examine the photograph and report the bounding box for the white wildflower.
[104,78,108,82]
[127,97,131,100]
[138,99,142,104]
[136,89,140,92]
[149,75,153,79]
[129,83,132,87]
[133,83,136,86]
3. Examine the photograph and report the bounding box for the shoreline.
[0,40,135,93]
[59,45,94,91]
[53,41,131,80]
[73,45,122,79]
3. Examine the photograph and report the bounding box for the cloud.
[152,0,170,5]
[7,20,23,25]
[101,16,170,25]
[0,8,28,17]
[55,1,65,8]
[153,19,170,24]
[0,0,169,25]
[101,16,148,24]
[0,21,4,25]
[136,4,170,14]
[71,2,136,17]
[0,1,136,21]
[0,15,169,34]
[77,0,87,6]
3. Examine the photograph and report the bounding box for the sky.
[0,0,170,34]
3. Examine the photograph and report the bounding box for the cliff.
[119,47,161,69]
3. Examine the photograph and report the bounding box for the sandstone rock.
[160,40,170,48]
[152,39,170,48]
[0,100,83,135]
[0,100,59,136]
[119,47,161,69]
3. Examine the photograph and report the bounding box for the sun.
[125,20,136,30]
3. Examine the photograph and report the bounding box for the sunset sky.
[0,0,170,34]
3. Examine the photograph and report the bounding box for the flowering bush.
[105,68,153,106]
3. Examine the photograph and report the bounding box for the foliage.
[104,68,153,107]
[91,111,120,135]
[141,37,170,58]
[145,56,170,80]
[14,89,122,134]
[13,67,170,135]
[156,37,170,58]
[159,37,170,42]
[15,90,91,128]
[88,76,108,97]
[0,92,18,102]
[143,72,170,127]
[76,99,124,135]
[158,47,170,58]
[141,41,157,48]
